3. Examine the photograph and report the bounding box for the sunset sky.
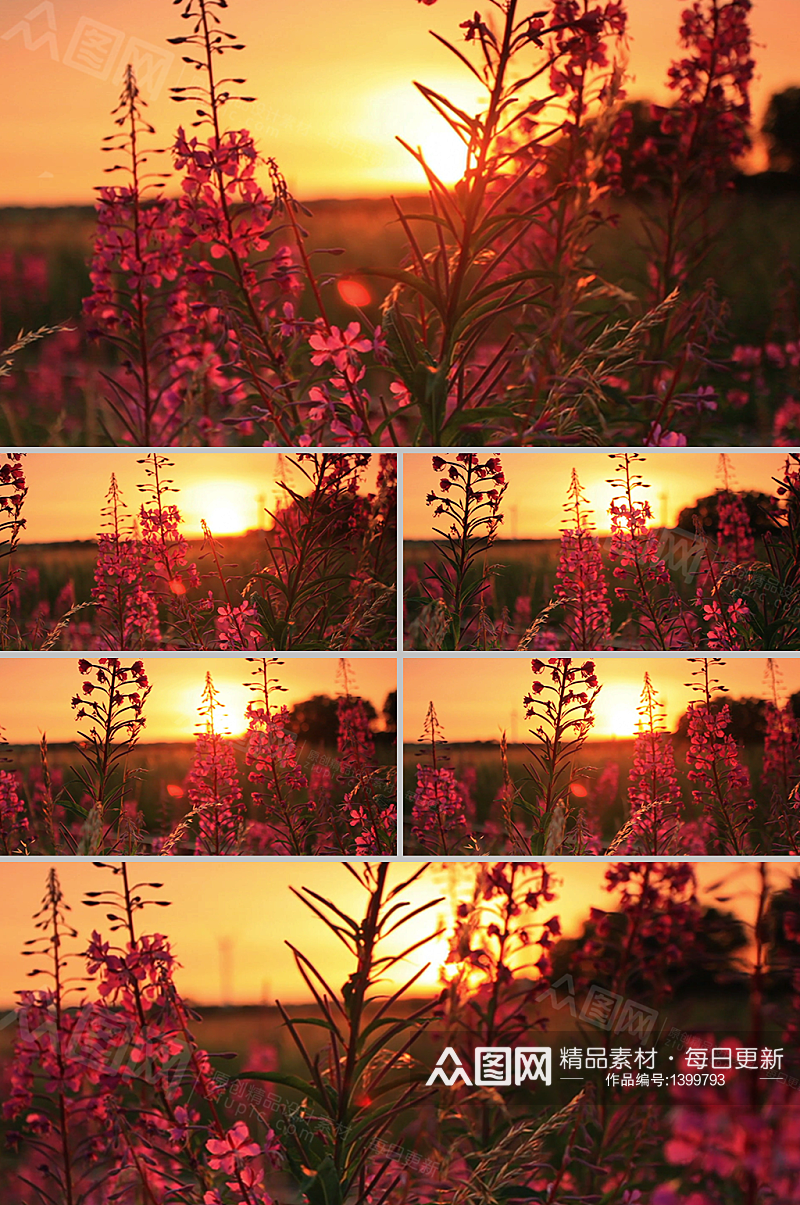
[0,0,796,204]
[0,656,396,743]
[0,860,790,1007]
[404,452,785,541]
[404,655,800,742]
[16,452,384,542]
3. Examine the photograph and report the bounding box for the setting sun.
[358,79,477,187]
[593,683,644,740]
[182,477,270,537]
[180,678,254,739]
[414,123,470,186]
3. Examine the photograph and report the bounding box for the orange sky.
[15,452,384,541]
[0,0,796,204]
[0,656,396,743]
[0,860,790,1007]
[404,655,800,742]
[404,452,785,541]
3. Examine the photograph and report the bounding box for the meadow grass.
[13,735,396,846]
[2,190,800,444]
[403,736,765,841]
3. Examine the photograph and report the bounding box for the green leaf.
[300,1155,345,1205]
[233,1070,325,1108]
[442,403,525,434]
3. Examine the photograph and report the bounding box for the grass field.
[13,734,396,847]
[403,530,745,647]
[404,537,562,619]
[403,736,766,843]
[0,198,433,347]
[11,529,272,622]
[2,187,800,444]
[7,523,397,649]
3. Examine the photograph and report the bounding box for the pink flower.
[554,469,611,649]
[206,1120,262,1173]
[309,322,372,371]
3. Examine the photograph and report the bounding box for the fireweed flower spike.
[186,672,244,856]
[137,453,204,647]
[411,701,467,854]
[521,657,600,853]
[637,0,754,444]
[553,467,611,649]
[69,658,151,855]
[686,657,753,854]
[92,473,161,650]
[613,673,683,855]
[84,66,189,446]
[4,869,106,1205]
[607,452,694,650]
[168,0,315,445]
[330,657,396,857]
[5,862,280,1204]
[244,658,312,855]
[0,725,29,854]
[716,454,755,564]
[336,658,375,780]
[436,863,561,1173]
[423,453,507,649]
[762,658,800,854]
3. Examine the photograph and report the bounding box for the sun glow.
[415,126,470,186]
[594,684,642,739]
[179,681,253,740]
[182,478,274,537]
[359,80,479,188]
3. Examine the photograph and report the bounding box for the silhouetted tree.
[674,695,768,742]
[676,490,774,539]
[763,87,800,174]
[383,691,397,733]
[288,693,379,745]
[288,695,339,744]
[549,903,748,1005]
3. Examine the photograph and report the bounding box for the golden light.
[182,478,270,537]
[415,124,469,185]
[580,475,624,531]
[178,680,253,740]
[593,683,641,739]
[425,930,456,985]
[358,80,477,188]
